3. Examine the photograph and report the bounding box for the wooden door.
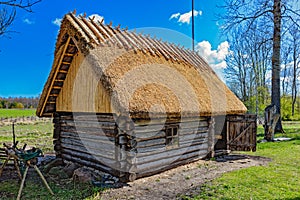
[226,115,257,152]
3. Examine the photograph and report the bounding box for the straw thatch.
[36,13,247,118]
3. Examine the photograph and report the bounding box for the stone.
[43,158,64,173]
[63,162,80,178]
[73,167,93,183]
[48,166,69,179]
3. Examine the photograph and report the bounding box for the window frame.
[165,124,179,149]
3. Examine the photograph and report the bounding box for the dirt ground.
[101,154,271,200]
[0,154,271,200]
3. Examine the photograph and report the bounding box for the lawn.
[0,109,36,118]
[186,123,300,200]
[0,121,299,199]
[0,122,54,153]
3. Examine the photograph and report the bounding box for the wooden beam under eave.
[40,37,72,116]
[58,70,68,74]
[64,53,74,57]
[53,86,61,90]
[62,62,71,65]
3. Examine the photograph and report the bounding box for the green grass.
[0,109,36,118]
[0,180,105,200]
[0,122,54,153]
[186,123,300,200]
[1,121,300,199]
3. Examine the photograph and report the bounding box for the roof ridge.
[65,12,212,71]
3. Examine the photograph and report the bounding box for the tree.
[220,0,300,132]
[289,25,300,116]
[0,0,41,37]
[225,21,272,116]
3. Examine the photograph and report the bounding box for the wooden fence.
[0,116,51,126]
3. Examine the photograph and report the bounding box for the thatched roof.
[36,13,247,118]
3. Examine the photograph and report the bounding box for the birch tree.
[220,0,300,132]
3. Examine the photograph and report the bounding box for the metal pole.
[192,0,195,51]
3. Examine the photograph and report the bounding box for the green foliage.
[281,96,300,121]
[244,94,300,120]
[15,103,24,109]
[244,86,271,115]
[0,100,8,109]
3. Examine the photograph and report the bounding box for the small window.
[165,125,179,149]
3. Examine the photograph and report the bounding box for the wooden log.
[179,138,208,147]
[136,144,208,165]
[60,134,115,150]
[60,131,115,144]
[60,120,116,130]
[136,138,166,148]
[136,154,203,178]
[179,132,208,142]
[179,127,209,135]
[136,144,166,154]
[208,117,215,158]
[61,148,116,166]
[58,112,115,121]
[134,124,166,134]
[135,130,165,141]
[62,153,117,175]
[136,149,208,173]
[60,140,115,158]
[60,126,116,138]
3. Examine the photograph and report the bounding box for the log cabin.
[36,12,256,182]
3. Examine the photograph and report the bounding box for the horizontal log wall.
[133,116,210,178]
[54,112,118,176]
[53,113,213,181]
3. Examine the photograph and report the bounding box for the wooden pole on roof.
[192,0,195,51]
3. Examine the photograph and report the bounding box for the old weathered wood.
[207,117,215,158]
[136,144,208,165]
[264,104,280,141]
[62,147,115,166]
[60,142,115,159]
[136,154,201,178]
[60,131,115,145]
[226,114,257,152]
[62,153,116,175]
[136,149,207,173]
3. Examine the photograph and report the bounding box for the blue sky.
[0,0,227,97]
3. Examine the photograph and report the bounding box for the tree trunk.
[271,0,283,132]
[292,40,297,116]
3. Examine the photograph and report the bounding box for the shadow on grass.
[215,154,272,163]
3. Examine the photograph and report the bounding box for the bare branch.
[0,0,42,12]
[0,0,41,37]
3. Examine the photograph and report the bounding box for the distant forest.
[0,96,40,109]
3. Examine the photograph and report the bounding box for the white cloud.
[169,13,180,20]
[52,18,62,26]
[169,10,203,24]
[52,14,104,27]
[89,14,104,23]
[196,40,230,69]
[23,18,35,25]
